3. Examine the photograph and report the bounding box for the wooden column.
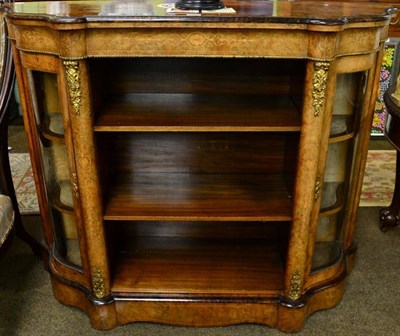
[283,60,330,302]
[63,59,111,300]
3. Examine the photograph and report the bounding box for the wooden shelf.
[53,200,74,215]
[111,236,285,296]
[329,132,354,143]
[319,204,344,217]
[40,113,65,142]
[40,126,65,143]
[51,180,74,213]
[94,93,301,132]
[103,173,293,221]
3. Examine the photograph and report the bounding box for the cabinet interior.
[96,132,299,221]
[91,57,304,219]
[90,57,305,131]
[89,57,304,295]
[106,220,290,296]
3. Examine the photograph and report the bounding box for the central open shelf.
[89,57,306,133]
[103,172,293,221]
[112,237,285,296]
[97,132,298,221]
[109,221,288,297]
[94,93,301,132]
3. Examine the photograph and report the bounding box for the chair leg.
[379,150,400,231]
[0,110,41,256]
[14,205,42,257]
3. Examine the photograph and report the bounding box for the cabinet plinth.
[4,0,393,332]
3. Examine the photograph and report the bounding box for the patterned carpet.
[360,150,396,206]
[9,153,39,215]
[9,150,396,214]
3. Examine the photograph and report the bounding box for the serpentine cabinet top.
[2,0,397,26]
[2,1,397,60]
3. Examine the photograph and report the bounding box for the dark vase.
[175,0,225,10]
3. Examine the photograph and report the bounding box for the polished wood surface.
[112,236,285,295]
[104,173,293,221]
[380,85,400,230]
[3,0,396,23]
[109,220,288,296]
[4,0,393,332]
[92,57,303,131]
[383,86,400,151]
[306,0,400,36]
[95,93,301,131]
[4,6,389,60]
[99,131,297,220]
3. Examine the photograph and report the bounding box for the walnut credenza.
[3,0,395,332]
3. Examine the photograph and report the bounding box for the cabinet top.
[2,0,397,26]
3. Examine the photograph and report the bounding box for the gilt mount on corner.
[175,0,225,10]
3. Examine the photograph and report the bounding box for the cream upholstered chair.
[0,195,13,251]
[0,0,39,255]
[0,1,16,253]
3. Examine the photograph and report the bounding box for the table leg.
[379,150,400,231]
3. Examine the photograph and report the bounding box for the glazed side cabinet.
[3,0,395,332]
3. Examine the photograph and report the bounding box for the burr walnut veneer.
[3,0,395,332]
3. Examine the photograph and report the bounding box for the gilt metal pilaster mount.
[288,269,303,301]
[313,62,330,117]
[71,172,79,199]
[92,267,106,299]
[314,175,322,200]
[64,60,82,116]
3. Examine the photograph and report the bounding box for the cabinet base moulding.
[49,267,347,333]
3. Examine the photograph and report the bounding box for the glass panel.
[313,141,351,269]
[320,182,343,210]
[29,71,64,135]
[315,214,338,242]
[28,70,81,267]
[52,210,81,267]
[312,212,343,269]
[320,141,350,211]
[330,72,364,137]
[313,139,353,269]
[42,141,74,208]
[313,236,341,269]
[312,71,367,271]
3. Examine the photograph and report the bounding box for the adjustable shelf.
[328,133,355,144]
[103,172,294,221]
[98,131,298,222]
[94,93,301,132]
[41,127,65,142]
[55,180,74,208]
[111,235,285,296]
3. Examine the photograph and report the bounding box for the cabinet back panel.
[107,221,290,240]
[89,58,306,97]
[96,132,299,175]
